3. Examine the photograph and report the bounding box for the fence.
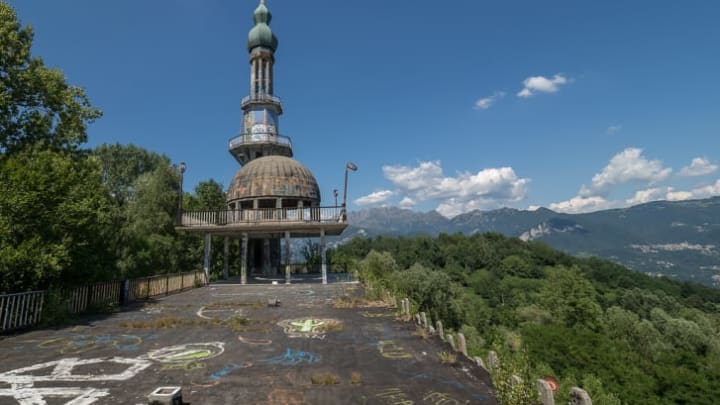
[0,291,44,332]
[396,296,595,405]
[0,270,206,334]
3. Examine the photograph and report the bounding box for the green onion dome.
[247,1,278,52]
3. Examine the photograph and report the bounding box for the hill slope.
[345,197,720,286]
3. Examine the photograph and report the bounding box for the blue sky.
[10,0,720,217]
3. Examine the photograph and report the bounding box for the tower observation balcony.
[241,94,283,114]
[228,132,293,165]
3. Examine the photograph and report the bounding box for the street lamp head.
[346,162,357,171]
[333,189,338,197]
[179,162,187,174]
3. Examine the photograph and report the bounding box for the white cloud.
[669,179,720,201]
[625,187,673,205]
[517,74,569,98]
[623,180,720,206]
[382,160,530,217]
[606,125,622,135]
[581,148,672,196]
[679,157,718,177]
[549,196,616,214]
[474,91,506,110]
[398,196,416,209]
[354,190,393,206]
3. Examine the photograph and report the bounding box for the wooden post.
[241,233,248,285]
[223,236,230,280]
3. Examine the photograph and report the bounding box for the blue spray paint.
[210,364,244,381]
[261,348,320,366]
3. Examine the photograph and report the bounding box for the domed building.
[178,0,349,284]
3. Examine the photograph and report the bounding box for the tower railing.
[241,94,282,106]
[228,133,293,150]
[179,206,345,227]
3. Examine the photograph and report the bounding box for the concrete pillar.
[250,59,256,96]
[456,333,468,357]
[285,231,291,284]
[203,233,212,283]
[537,379,555,405]
[570,388,592,405]
[420,312,428,329]
[240,233,248,285]
[436,320,445,341]
[262,239,271,276]
[487,351,499,371]
[265,60,270,94]
[320,228,327,284]
[257,59,263,94]
[473,356,486,370]
[446,334,456,351]
[223,236,229,280]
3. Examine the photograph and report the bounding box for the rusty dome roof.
[227,156,321,202]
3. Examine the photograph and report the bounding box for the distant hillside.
[344,197,720,287]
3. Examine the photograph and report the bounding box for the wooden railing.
[180,206,344,227]
[127,271,205,301]
[0,270,206,333]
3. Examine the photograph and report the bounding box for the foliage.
[335,233,720,404]
[0,147,113,291]
[0,3,101,155]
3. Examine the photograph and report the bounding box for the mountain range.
[342,197,720,287]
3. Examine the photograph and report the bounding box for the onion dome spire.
[247,0,278,52]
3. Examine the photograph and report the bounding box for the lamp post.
[342,162,357,222]
[333,189,338,207]
[177,162,186,225]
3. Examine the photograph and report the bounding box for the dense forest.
[333,234,720,404]
[0,4,228,293]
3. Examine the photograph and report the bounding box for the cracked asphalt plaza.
[0,281,496,404]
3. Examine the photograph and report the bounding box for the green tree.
[539,265,602,329]
[117,165,181,278]
[0,147,113,291]
[93,143,168,206]
[0,3,101,154]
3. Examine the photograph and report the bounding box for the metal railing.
[65,280,123,314]
[241,94,282,106]
[0,291,44,332]
[228,132,292,150]
[180,206,344,227]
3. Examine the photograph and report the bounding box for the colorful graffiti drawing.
[209,363,252,381]
[146,342,225,363]
[0,357,152,405]
[376,387,414,405]
[37,334,143,354]
[238,335,272,346]
[277,318,342,339]
[196,305,244,321]
[0,341,225,405]
[261,348,319,366]
[376,340,412,359]
[423,391,468,405]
